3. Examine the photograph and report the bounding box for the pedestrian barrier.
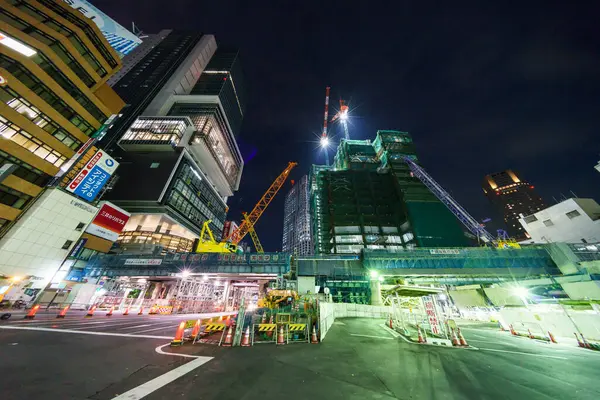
[194,322,227,345]
[252,323,277,344]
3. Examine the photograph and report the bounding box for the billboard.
[62,0,141,57]
[85,202,130,241]
[66,150,118,201]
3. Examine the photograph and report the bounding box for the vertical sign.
[422,296,441,335]
[66,150,118,201]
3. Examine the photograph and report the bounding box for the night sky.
[95,0,600,251]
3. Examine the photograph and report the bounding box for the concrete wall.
[318,301,391,340]
[319,301,335,341]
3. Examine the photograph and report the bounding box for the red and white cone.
[241,326,251,347]
[311,326,319,344]
[575,333,584,347]
[123,306,130,316]
[106,306,114,317]
[547,331,557,344]
[457,328,468,346]
[528,329,534,339]
[85,305,97,317]
[417,325,426,343]
[221,326,233,347]
[277,325,286,345]
[451,328,460,346]
[138,306,144,315]
[509,324,517,336]
[389,315,393,329]
[580,333,591,349]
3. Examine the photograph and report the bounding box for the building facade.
[103,36,245,252]
[519,198,600,244]
[312,131,467,254]
[0,0,125,284]
[483,169,546,239]
[282,175,312,255]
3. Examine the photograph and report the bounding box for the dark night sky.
[94,0,600,251]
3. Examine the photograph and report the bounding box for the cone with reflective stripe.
[24,304,40,320]
[267,315,274,338]
[547,331,557,343]
[528,329,534,339]
[417,325,425,343]
[451,328,460,346]
[241,326,251,347]
[580,333,591,349]
[171,321,185,347]
[138,306,144,315]
[277,325,286,345]
[575,332,584,347]
[190,319,201,340]
[56,305,69,319]
[389,315,393,329]
[221,325,233,347]
[457,328,468,346]
[85,305,97,317]
[106,306,114,317]
[123,306,130,316]
[509,324,517,335]
[311,325,319,344]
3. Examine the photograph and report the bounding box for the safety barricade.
[194,322,227,345]
[287,323,309,343]
[252,323,277,345]
[149,305,173,315]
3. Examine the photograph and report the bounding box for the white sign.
[66,150,118,201]
[429,249,461,255]
[422,296,442,335]
[124,259,162,266]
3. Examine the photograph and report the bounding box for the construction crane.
[242,212,264,253]
[331,99,350,140]
[320,87,331,165]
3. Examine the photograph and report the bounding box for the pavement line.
[380,324,411,343]
[478,347,568,360]
[0,325,171,339]
[350,333,394,340]
[130,325,178,334]
[120,324,152,330]
[155,343,200,359]
[112,355,213,399]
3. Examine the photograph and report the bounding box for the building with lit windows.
[0,0,124,286]
[483,169,546,239]
[103,37,245,252]
[282,175,312,255]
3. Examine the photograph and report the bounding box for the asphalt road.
[1,316,599,399]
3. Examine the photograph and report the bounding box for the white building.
[518,198,600,244]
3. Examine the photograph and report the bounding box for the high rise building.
[282,175,312,255]
[483,169,546,239]
[312,131,467,254]
[102,35,245,253]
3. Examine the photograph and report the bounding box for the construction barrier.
[287,323,309,343]
[252,323,277,345]
[149,305,173,315]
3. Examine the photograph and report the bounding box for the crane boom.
[226,162,297,244]
[242,212,264,253]
[402,157,495,243]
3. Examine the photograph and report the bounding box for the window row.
[1,87,81,150]
[0,149,49,186]
[0,116,67,167]
[0,56,96,136]
[171,179,222,227]
[0,184,32,210]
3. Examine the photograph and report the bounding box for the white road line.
[380,324,411,343]
[130,325,178,334]
[112,355,212,399]
[350,333,394,340]
[473,334,486,339]
[119,324,152,330]
[478,347,568,360]
[0,325,171,339]
[155,343,199,359]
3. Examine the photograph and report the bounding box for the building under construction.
[311,130,468,254]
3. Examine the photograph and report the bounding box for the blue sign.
[73,165,110,201]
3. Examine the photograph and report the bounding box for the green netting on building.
[334,139,379,171]
[405,201,469,247]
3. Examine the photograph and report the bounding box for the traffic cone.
[190,319,201,340]
[277,325,286,345]
[170,321,186,347]
[575,333,584,347]
[311,326,319,344]
[24,304,40,320]
[509,324,517,335]
[548,331,557,344]
[85,305,97,317]
[267,315,274,338]
[528,329,534,339]
[138,306,144,315]
[56,305,69,319]
[123,306,130,316]
[417,325,425,343]
[106,306,114,317]
[389,315,393,329]
[241,326,251,347]
[580,334,591,349]
[221,326,233,347]
[451,328,460,346]
[457,328,468,346]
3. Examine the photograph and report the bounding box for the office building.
[312,131,467,254]
[282,175,312,255]
[519,198,600,244]
[483,170,545,239]
[103,35,245,253]
[0,0,124,284]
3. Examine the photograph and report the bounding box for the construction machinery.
[195,162,297,253]
[257,289,299,309]
[243,212,264,253]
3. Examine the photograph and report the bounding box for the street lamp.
[369,270,379,279]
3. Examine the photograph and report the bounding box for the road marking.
[120,324,152,330]
[473,334,486,339]
[155,343,199,359]
[112,355,213,399]
[130,325,177,334]
[467,339,520,348]
[478,347,567,360]
[0,325,171,339]
[350,333,394,340]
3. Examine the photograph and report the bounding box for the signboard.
[67,150,118,201]
[124,259,162,266]
[62,0,141,57]
[85,202,130,241]
[429,249,461,255]
[68,237,88,258]
[422,296,442,335]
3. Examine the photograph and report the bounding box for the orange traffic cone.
[106,306,114,317]
[311,326,319,344]
[85,305,97,317]
[509,324,517,335]
[389,316,393,329]
[221,326,233,347]
[548,331,557,344]
[170,321,186,346]
[580,333,591,349]
[56,305,69,319]
[24,304,40,320]
[528,329,534,339]
[138,306,144,315]
[277,325,286,345]
[575,333,584,347]
[190,319,201,340]
[457,328,468,346]
[241,326,251,347]
[451,328,460,346]
[123,306,130,316]
[417,325,425,343]
[267,315,274,338]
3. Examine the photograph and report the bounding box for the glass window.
[0,184,32,209]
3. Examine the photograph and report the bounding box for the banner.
[67,150,118,201]
[85,202,130,241]
[124,259,162,266]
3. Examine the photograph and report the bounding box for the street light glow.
[369,270,379,279]
[181,270,191,278]
[512,287,528,298]
[340,111,348,120]
[320,136,329,148]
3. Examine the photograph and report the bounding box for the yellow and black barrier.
[252,323,277,344]
[287,323,309,343]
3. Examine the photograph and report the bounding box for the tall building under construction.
[282,175,312,255]
[311,130,467,254]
